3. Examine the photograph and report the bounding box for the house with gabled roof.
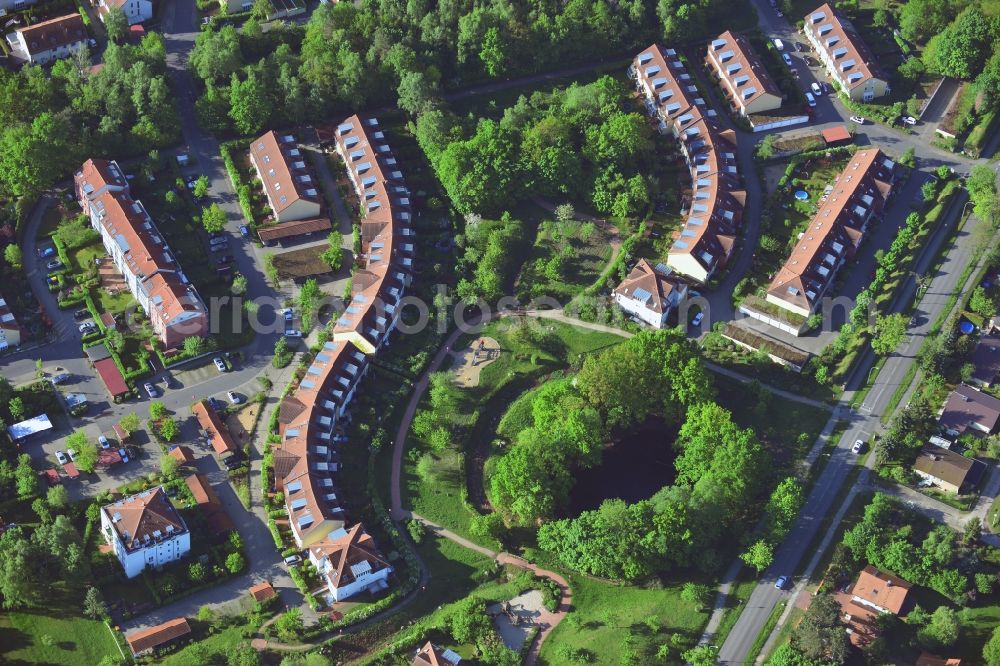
[249,131,322,223]
[97,0,152,26]
[9,14,86,65]
[939,384,1000,436]
[308,524,392,602]
[629,44,746,283]
[100,487,190,578]
[124,617,191,657]
[613,259,688,328]
[803,3,890,102]
[765,148,895,318]
[413,641,462,666]
[0,295,22,351]
[706,31,783,116]
[836,565,912,647]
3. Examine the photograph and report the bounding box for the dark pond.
[568,415,678,515]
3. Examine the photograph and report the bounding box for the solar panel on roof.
[632,287,653,302]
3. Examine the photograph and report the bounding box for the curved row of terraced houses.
[629,45,746,286]
[271,115,413,603]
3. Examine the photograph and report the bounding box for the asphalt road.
[717,2,999,662]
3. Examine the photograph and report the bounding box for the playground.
[488,589,547,651]
[450,336,500,388]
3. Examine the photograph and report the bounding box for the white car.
[810,82,822,96]
[849,115,866,124]
[55,451,68,465]
[226,391,243,405]
[213,357,227,372]
[805,91,816,107]
[284,329,302,338]
[901,116,917,126]
[99,435,111,450]
[143,382,159,398]
[773,38,784,51]
[852,439,866,454]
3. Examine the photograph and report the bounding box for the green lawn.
[515,211,616,301]
[403,319,624,543]
[159,624,244,665]
[957,604,1000,664]
[714,376,832,472]
[0,611,121,666]
[540,573,709,665]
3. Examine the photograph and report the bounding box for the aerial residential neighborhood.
[0,0,999,665]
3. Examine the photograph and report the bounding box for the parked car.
[821,82,831,94]
[213,357,227,372]
[208,396,225,411]
[215,255,234,265]
[226,391,243,405]
[805,91,816,107]
[51,373,71,385]
[901,116,917,125]
[47,276,59,286]
[239,225,251,239]
[691,312,704,327]
[283,554,302,567]
[284,329,302,338]
[773,38,784,50]
[782,52,793,66]
[282,308,294,322]
[99,435,110,450]
[810,82,822,95]
[852,439,866,454]
[209,231,227,239]
[55,451,68,465]
[209,244,228,253]
[67,448,77,461]
[144,382,160,398]
[118,448,130,464]
[775,576,789,590]
[73,308,91,320]
[78,322,97,334]
[209,239,229,248]
[223,455,243,470]
[795,41,803,52]
[849,115,867,124]
[164,372,179,389]
[46,259,63,271]
[38,246,56,258]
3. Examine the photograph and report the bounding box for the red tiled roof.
[707,31,782,110]
[804,3,886,91]
[125,618,191,655]
[851,565,912,614]
[248,581,276,602]
[93,357,129,397]
[413,641,460,666]
[614,259,684,314]
[103,487,187,551]
[249,131,320,216]
[310,524,391,590]
[822,126,852,144]
[169,446,194,464]
[184,473,234,532]
[16,13,85,57]
[192,400,236,455]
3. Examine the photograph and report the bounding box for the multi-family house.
[803,3,890,102]
[9,14,86,65]
[629,45,745,283]
[413,642,462,666]
[836,566,911,647]
[75,159,209,349]
[307,524,392,602]
[333,116,414,353]
[613,259,688,328]
[706,31,783,116]
[97,0,152,25]
[766,148,895,318]
[101,487,190,578]
[249,131,322,223]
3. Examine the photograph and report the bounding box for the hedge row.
[220,140,255,224]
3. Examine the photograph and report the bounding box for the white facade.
[101,504,190,579]
[99,0,153,25]
[12,29,85,65]
[613,284,687,329]
[308,528,393,602]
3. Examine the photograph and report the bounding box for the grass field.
[159,624,245,665]
[0,611,121,665]
[540,573,709,664]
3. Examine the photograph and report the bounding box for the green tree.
[149,401,167,421]
[32,498,51,524]
[46,484,69,510]
[160,453,180,478]
[225,552,245,574]
[229,70,270,135]
[682,646,718,666]
[297,278,320,330]
[184,336,205,356]
[4,244,22,269]
[396,70,440,116]
[756,133,778,159]
[793,593,848,663]
[193,175,210,198]
[479,26,508,77]
[250,0,270,20]
[119,413,141,434]
[83,586,107,619]
[0,527,41,608]
[918,606,960,650]
[73,440,99,474]
[104,7,129,44]
[741,539,774,573]
[320,237,342,272]
[14,454,38,498]
[229,642,261,666]
[232,273,248,295]
[971,286,996,319]
[680,582,713,610]
[274,608,303,641]
[985,626,1000,666]
[8,397,24,422]
[202,203,227,233]
[264,253,280,286]
[158,418,179,442]
[871,313,908,356]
